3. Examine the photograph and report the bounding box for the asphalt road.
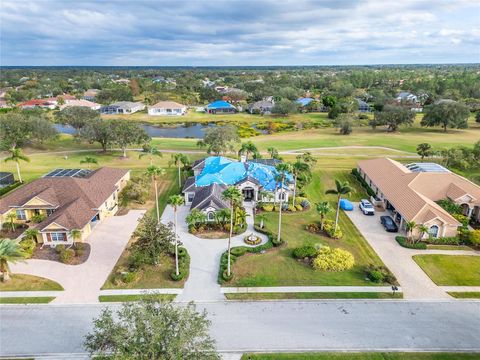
[1,300,480,357]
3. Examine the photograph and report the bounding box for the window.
[279,192,286,201]
[428,225,439,238]
[16,209,26,220]
[46,209,55,216]
[188,193,194,202]
[207,212,215,221]
[50,232,66,242]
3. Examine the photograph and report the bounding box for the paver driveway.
[346,204,479,299]
[162,203,267,302]
[10,210,145,304]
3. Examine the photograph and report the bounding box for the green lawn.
[241,353,480,360]
[228,159,392,287]
[225,292,402,300]
[413,255,480,286]
[0,297,55,304]
[448,292,480,299]
[98,294,176,302]
[0,274,63,291]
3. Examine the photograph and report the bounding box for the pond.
[54,122,218,138]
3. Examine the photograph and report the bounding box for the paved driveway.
[162,203,267,302]
[346,205,478,300]
[10,210,145,304]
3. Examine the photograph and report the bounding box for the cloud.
[0,0,478,65]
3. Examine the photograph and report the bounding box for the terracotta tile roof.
[150,101,186,109]
[17,99,55,107]
[358,158,467,226]
[0,167,129,231]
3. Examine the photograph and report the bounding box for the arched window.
[207,212,215,221]
[428,225,439,238]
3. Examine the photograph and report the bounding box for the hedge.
[0,182,22,197]
[170,247,190,281]
[351,168,376,197]
[395,236,427,250]
[218,226,282,284]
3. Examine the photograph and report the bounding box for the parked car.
[380,216,398,232]
[359,199,375,215]
[339,199,354,211]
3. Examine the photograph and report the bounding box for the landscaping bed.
[98,294,176,302]
[413,255,480,286]
[0,223,28,240]
[0,274,63,291]
[31,243,90,265]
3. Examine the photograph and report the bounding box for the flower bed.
[32,243,91,265]
[244,233,261,245]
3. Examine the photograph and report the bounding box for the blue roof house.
[206,100,237,114]
[182,156,293,217]
[296,97,314,107]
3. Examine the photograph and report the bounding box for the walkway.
[162,203,267,302]
[9,210,145,304]
[346,205,479,300]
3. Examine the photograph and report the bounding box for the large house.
[357,158,480,238]
[206,100,237,114]
[18,99,56,110]
[100,101,145,115]
[182,156,293,220]
[59,99,101,110]
[248,100,274,114]
[83,89,100,101]
[0,167,130,246]
[148,101,187,116]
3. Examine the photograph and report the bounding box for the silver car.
[359,199,375,215]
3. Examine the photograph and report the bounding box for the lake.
[54,123,217,138]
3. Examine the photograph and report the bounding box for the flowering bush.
[313,246,354,272]
[323,219,343,239]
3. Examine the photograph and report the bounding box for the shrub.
[122,271,138,283]
[75,243,86,257]
[305,223,320,233]
[287,205,296,212]
[292,245,318,259]
[436,199,462,215]
[323,219,343,239]
[222,269,233,282]
[395,236,427,250]
[295,204,304,211]
[368,269,384,283]
[170,271,185,281]
[59,248,75,263]
[177,247,187,258]
[55,244,66,254]
[0,182,21,196]
[262,204,274,212]
[31,213,46,224]
[231,247,248,256]
[453,213,469,227]
[351,168,376,197]
[20,238,36,258]
[313,246,354,272]
[365,264,397,285]
[425,236,460,245]
[467,229,480,246]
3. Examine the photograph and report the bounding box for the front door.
[243,188,254,201]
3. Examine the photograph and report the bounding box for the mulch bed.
[31,243,91,265]
[115,208,130,216]
[0,225,28,239]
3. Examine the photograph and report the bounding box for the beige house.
[148,101,187,116]
[357,158,480,238]
[0,168,130,246]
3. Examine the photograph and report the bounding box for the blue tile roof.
[296,97,314,106]
[195,156,292,191]
[206,100,236,109]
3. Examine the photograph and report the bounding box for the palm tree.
[275,162,293,243]
[222,186,242,277]
[267,147,279,159]
[0,238,26,282]
[69,229,82,243]
[325,180,353,232]
[234,207,248,228]
[139,146,163,165]
[5,212,17,232]
[216,208,230,230]
[169,153,190,188]
[315,201,332,230]
[417,224,429,242]
[145,165,166,224]
[291,160,309,207]
[4,148,30,183]
[256,214,266,229]
[80,156,98,170]
[405,221,417,243]
[238,141,258,161]
[22,228,39,242]
[168,195,184,276]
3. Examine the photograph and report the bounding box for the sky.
[1,0,479,66]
